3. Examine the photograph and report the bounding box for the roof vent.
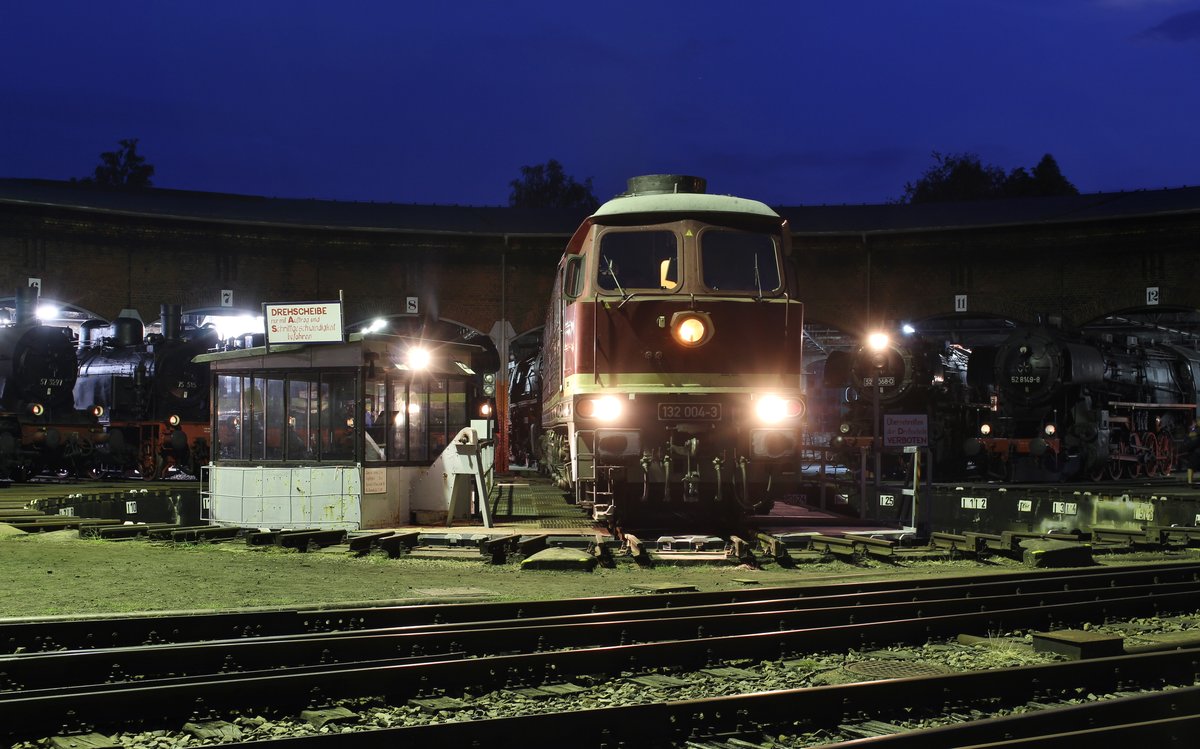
[622,175,706,197]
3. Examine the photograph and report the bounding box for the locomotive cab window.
[597,230,679,292]
[700,230,780,293]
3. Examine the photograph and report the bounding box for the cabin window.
[320,373,356,461]
[288,377,317,460]
[263,378,286,460]
[215,375,243,459]
[213,369,474,466]
[365,376,387,462]
[700,231,780,293]
[597,230,679,292]
[408,379,429,462]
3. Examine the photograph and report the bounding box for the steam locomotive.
[0,288,104,481]
[965,327,1200,481]
[74,304,219,478]
[507,346,542,468]
[824,332,987,480]
[539,175,806,530]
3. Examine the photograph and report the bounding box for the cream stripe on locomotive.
[560,372,803,393]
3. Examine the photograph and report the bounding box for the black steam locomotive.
[0,288,103,481]
[74,304,219,478]
[506,346,542,469]
[824,332,987,480]
[965,327,1200,481]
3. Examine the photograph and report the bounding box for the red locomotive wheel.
[1143,432,1160,477]
[1155,430,1175,476]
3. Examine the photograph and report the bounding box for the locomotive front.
[540,175,805,530]
[0,319,101,480]
[0,322,79,414]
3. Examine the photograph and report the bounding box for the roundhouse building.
[1,177,1199,364]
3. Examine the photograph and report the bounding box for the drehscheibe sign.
[264,301,344,344]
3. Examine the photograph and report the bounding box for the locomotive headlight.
[406,347,431,369]
[167,414,181,427]
[29,403,44,417]
[756,395,805,424]
[980,423,992,436]
[1044,423,1057,437]
[670,311,713,347]
[839,422,851,434]
[90,405,105,418]
[576,396,622,421]
[479,402,493,417]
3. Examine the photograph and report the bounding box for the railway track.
[3,562,1199,746]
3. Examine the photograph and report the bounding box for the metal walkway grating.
[487,477,595,530]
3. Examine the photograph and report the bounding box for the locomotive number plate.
[658,403,721,420]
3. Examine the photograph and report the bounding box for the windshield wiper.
[753,253,763,300]
[605,257,632,306]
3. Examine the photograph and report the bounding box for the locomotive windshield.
[597,230,679,291]
[701,230,780,293]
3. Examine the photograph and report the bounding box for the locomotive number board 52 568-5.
[658,403,722,420]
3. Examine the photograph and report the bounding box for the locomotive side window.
[700,231,780,293]
[597,230,679,292]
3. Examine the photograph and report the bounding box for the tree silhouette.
[509,159,599,210]
[901,152,1077,204]
[81,138,155,187]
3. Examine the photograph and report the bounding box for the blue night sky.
[2,1,1198,207]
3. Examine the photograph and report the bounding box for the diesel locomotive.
[539,175,806,530]
[74,304,219,478]
[965,326,1200,481]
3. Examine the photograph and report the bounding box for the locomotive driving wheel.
[1106,434,1131,480]
[1143,432,1161,477]
[1127,433,1146,478]
[1155,430,1175,476]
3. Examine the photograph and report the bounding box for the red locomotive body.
[540,175,805,530]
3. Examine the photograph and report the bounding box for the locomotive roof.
[592,192,780,219]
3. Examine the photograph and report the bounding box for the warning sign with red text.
[265,301,344,344]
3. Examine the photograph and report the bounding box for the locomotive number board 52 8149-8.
[657,403,722,420]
